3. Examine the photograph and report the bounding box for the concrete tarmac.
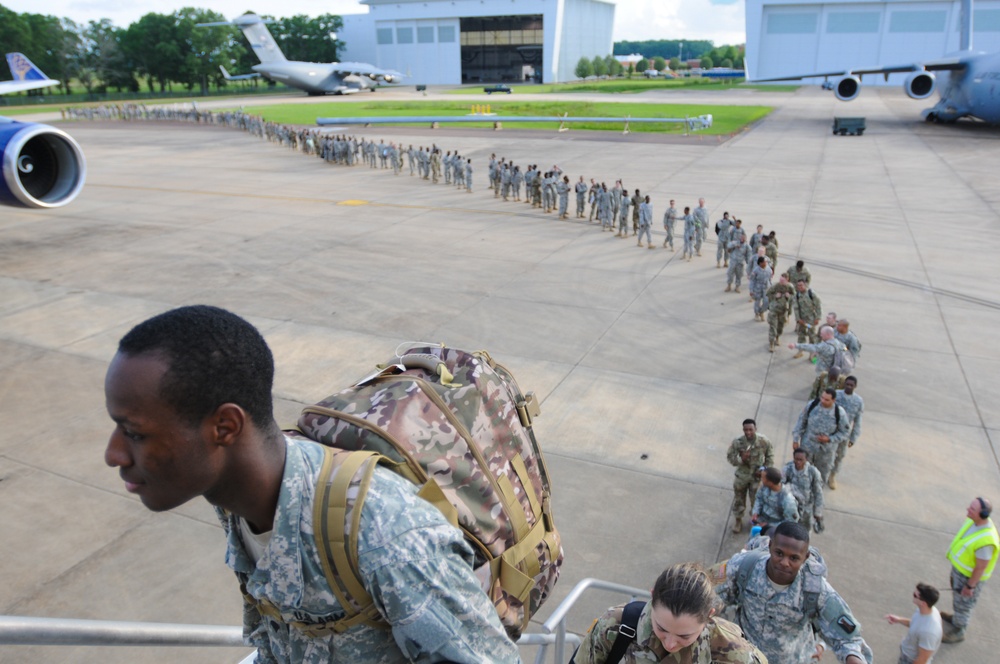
[1,86,999,663]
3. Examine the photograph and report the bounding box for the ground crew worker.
[726,419,774,534]
[942,497,999,643]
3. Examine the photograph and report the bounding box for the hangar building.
[338,0,615,85]
[746,0,1000,84]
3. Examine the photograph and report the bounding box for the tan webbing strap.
[324,451,380,616]
[496,473,530,541]
[510,453,542,520]
[489,517,548,602]
[416,478,460,528]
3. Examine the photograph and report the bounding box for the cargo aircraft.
[200,13,404,95]
[0,53,86,208]
[750,1,1000,124]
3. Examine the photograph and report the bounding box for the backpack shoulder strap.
[605,600,647,664]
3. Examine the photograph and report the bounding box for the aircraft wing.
[0,79,59,94]
[752,56,969,82]
[330,61,404,78]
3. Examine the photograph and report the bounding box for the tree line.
[0,4,343,95]
[614,39,744,69]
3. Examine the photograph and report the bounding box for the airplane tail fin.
[233,14,287,64]
[6,52,50,82]
[218,65,260,81]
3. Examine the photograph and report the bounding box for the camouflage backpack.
[294,344,563,638]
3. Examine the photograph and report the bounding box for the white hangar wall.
[338,0,615,85]
[746,0,1000,84]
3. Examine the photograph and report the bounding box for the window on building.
[397,27,414,44]
[767,13,818,34]
[439,25,456,42]
[376,28,393,45]
[976,9,1000,31]
[889,11,946,33]
[826,12,880,34]
[417,26,435,43]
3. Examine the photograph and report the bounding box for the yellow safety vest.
[947,519,1000,581]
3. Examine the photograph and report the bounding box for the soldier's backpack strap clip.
[569,600,646,664]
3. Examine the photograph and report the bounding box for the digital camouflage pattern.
[783,460,825,528]
[219,435,519,664]
[792,400,850,482]
[574,602,767,664]
[751,484,799,526]
[765,282,794,344]
[720,551,873,664]
[298,345,562,637]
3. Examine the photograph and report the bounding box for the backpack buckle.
[618,623,636,639]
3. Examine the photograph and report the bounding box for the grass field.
[239,100,773,135]
[446,79,800,95]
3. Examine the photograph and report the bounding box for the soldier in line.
[836,319,862,363]
[662,200,677,250]
[789,325,848,377]
[588,179,600,221]
[715,212,733,267]
[556,176,570,219]
[792,388,851,483]
[500,165,511,201]
[751,467,799,530]
[762,236,777,273]
[430,148,441,183]
[573,563,766,663]
[792,280,822,351]
[749,224,765,253]
[637,195,654,248]
[511,166,523,201]
[630,189,642,235]
[574,176,588,218]
[682,207,697,261]
[726,419,774,534]
[830,375,864,490]
[725,233,752,293]
[610,180,623,227]
[748,257,773,322]
[809,366,846,401]
[786,259,811,286]
[694,197,709,244]
[765,274,794,352]
[719,521,873,664]
[464,159,473,192]
[618,193,631,238]
[784,448,825,532]
[597,184,613,231]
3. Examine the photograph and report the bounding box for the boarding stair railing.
[0,577,650,664]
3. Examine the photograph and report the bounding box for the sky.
[3,0,748,46]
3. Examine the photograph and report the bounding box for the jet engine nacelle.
[0,120,86,209]
[834,76,862,101]
[904,71,936,100]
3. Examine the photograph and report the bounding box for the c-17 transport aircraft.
[200,13,404,95]
[0,53,86,209]
[750,0,1000,124]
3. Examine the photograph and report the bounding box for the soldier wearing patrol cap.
[718,521,873,664]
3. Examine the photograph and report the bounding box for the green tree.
[669,57,681,71]
[123,12,183,91]
[636,58,649,72]
[174,7,243,93]
[652,56,666,72]
[592,55,607,77]
[626,63,634,78]
[721,58,733,69]
[605,54,622,77]
[575,56,593,79]
[74,19,134,94]
[272,14,343,62]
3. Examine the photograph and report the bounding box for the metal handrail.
[0,577,647,663]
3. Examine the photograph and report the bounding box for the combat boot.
[769,340,776,353]
[732,518,742,534]
[941,612,953,624]
[827,473,837,490]
[717,261,721,268]
[793,351,804,359]
[942,627,966,643]
[725,285,732,292]
[734,286,741,294]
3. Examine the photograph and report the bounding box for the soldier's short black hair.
[764,467,782,484]
[793,447,808,457]
[823,387,838,400]
[117,305,275,431]
[916,583,939,607]
[845,375,858,385]
[773,520,810,544]
[742,418,756,427]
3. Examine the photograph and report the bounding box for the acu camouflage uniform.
[575,603,766,664]
[765,282,794,346]
[751,484,799,528]
[782,460,825,530]
[719,551,873,664]
[832,389,864,476]
[220,436,518,664]
[727,434,774,521]
[792,400,850,482]
[809,371,846,400]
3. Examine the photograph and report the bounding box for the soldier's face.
[649,603,708,653]
[844,379,856,395]
[820,392,835,409]
[743,423,756,439]
[767,535,809,585]
[104,352,225,512]
[793,453,806,470]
